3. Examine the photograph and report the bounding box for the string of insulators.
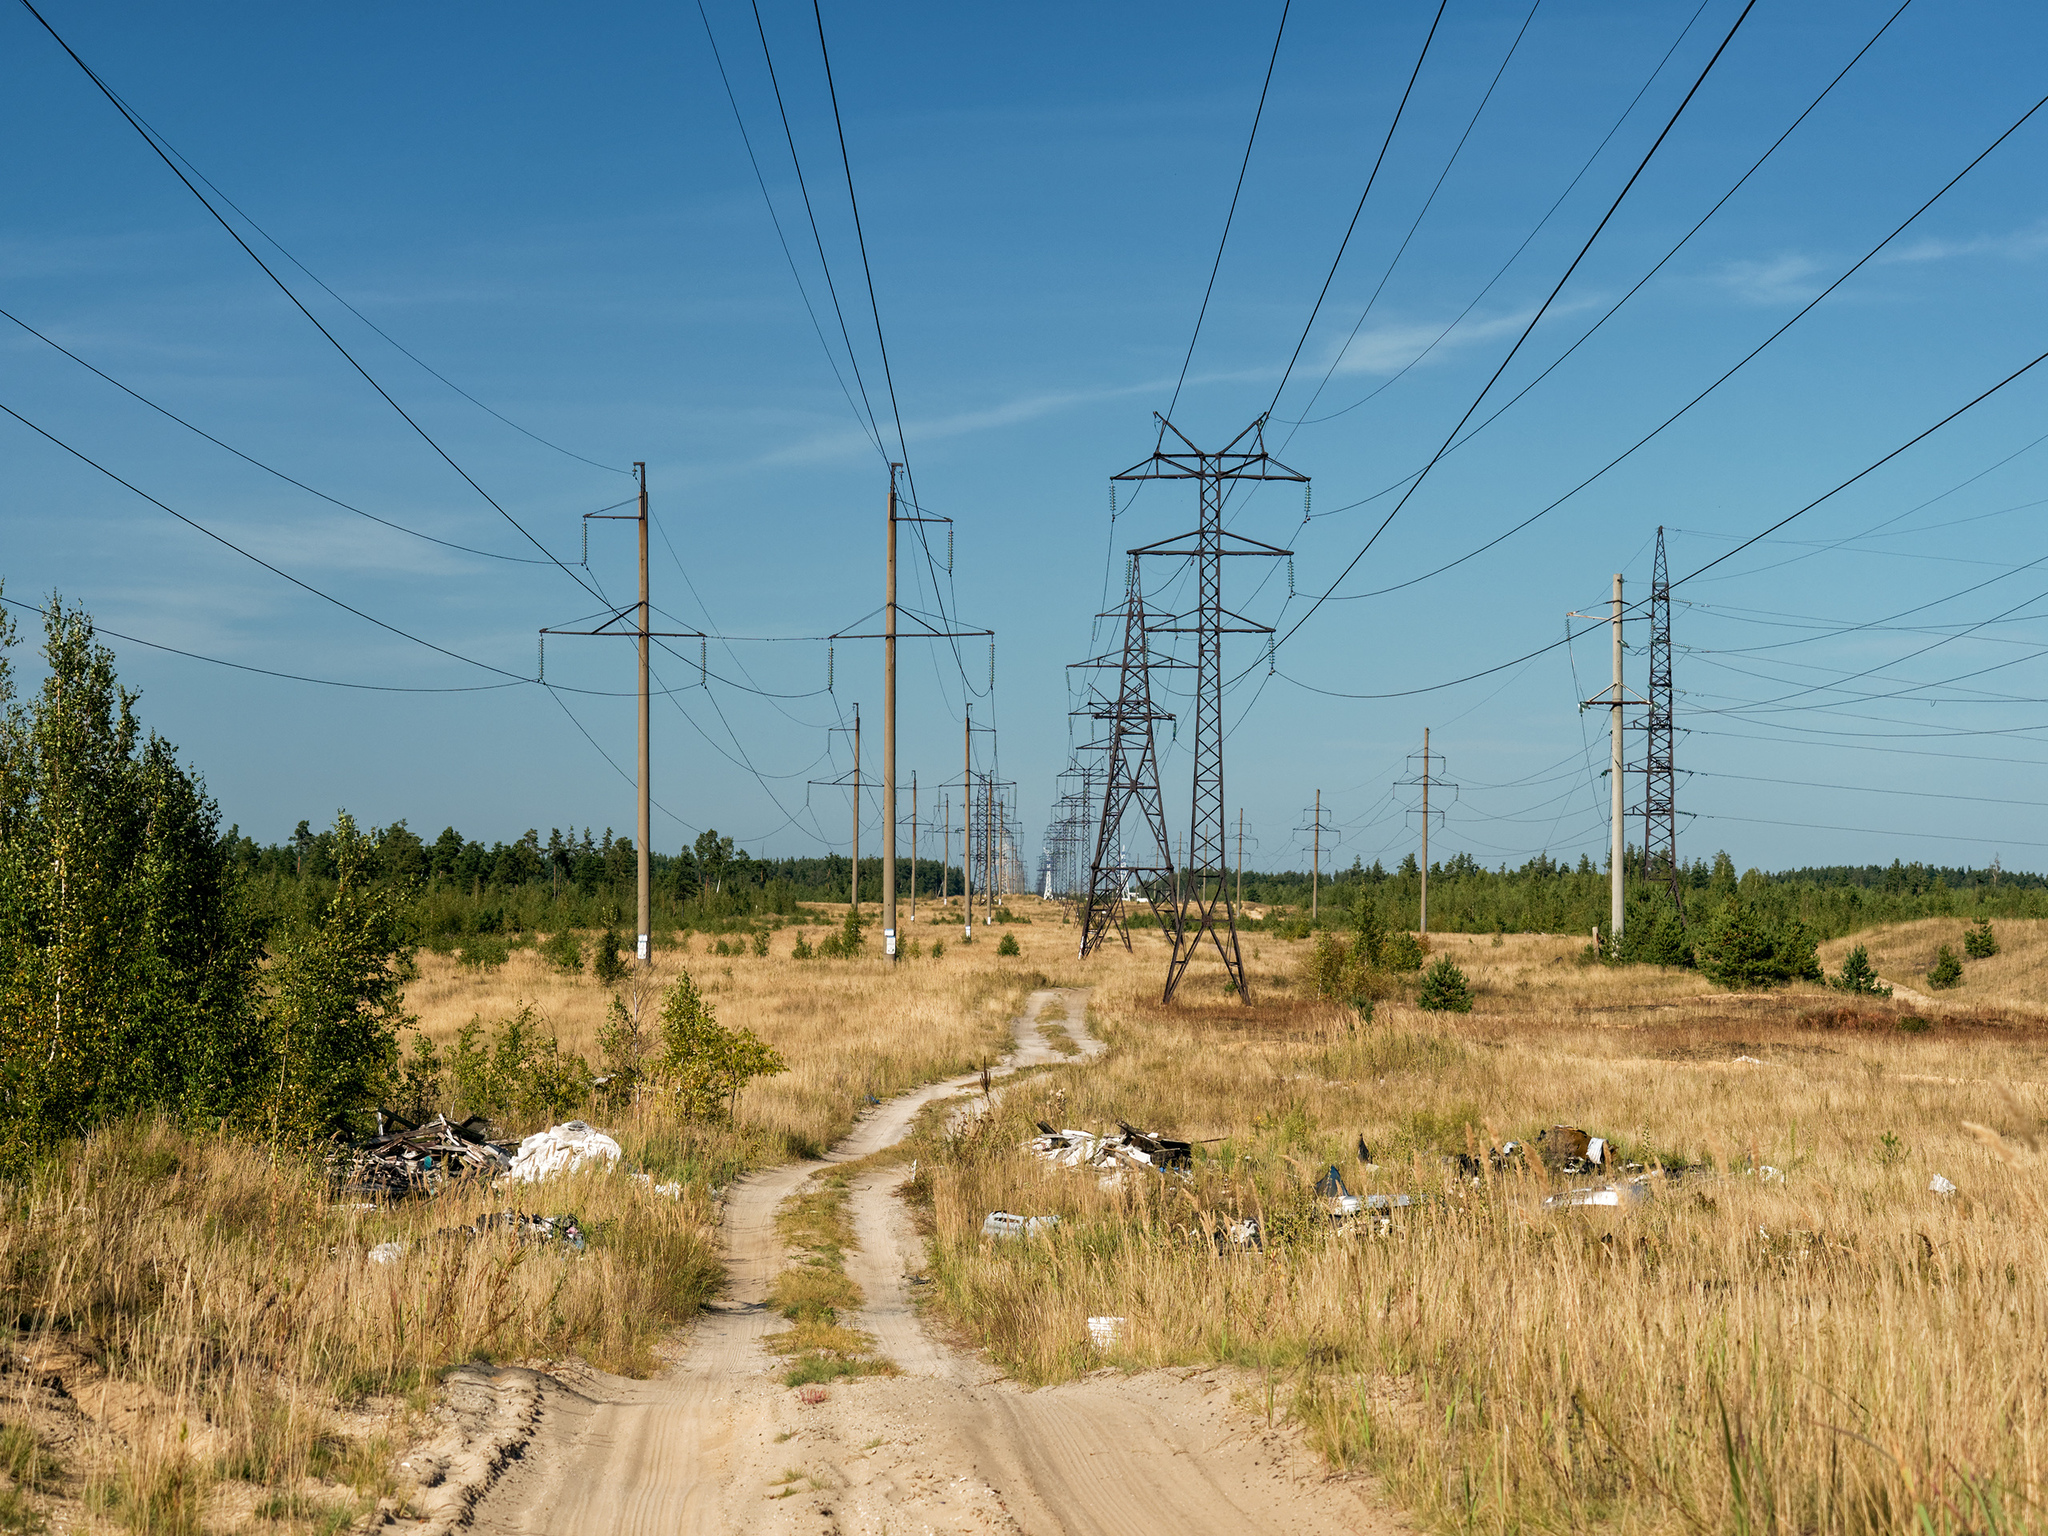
[827,643,834,691]
[1266,635,1276,675]
[699,638,707,686]
[1304,484,1311,518]
[538,633,545,682]
[1110,484,1117,516]
[946,528,953,572]
[988,638,995,691]
[1287,557,1295,596]
[580,522,588,565]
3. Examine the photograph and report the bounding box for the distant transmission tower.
[1117,416,1302,1003]
[1641,526,1684,917]
[1074,561,1180,958]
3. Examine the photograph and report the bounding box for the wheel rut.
[455,987,1395,1535]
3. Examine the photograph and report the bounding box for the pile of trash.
[364,1210,587,1269]
[330,1112,514,1200]
[1314,1165,1425,1230]
[1025,1120,1193,1183]
[505,1121,623,1183]
[980,1211,1061,1240]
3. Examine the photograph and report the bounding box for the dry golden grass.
[914,919,2048,1536]
[409,901,1049,1153]
[0,899,1056,1530]
[1819,913,2048,1011]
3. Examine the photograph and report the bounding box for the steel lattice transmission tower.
[1073,561,1181,957]
[1641,525,1683,914]
[1116,416,1302,1003]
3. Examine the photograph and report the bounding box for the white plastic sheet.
[504,1121,623,1184]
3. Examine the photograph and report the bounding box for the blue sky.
[6,0,2048,876]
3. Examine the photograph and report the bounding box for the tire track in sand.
[460,987,1395,1535]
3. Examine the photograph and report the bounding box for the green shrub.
[1416,956,1473,1013]
[817,910,866,959]
[996,933,1021,957]
[752,929,770,958]
[447,1004,593,1127]
[1382,932,1425,973]
[1833,943,1891,996]
[1964,918,1999,959]
[1695,897,1821,991]
[592,927,627,984]
[1927,945,1963,990]
[790,930,814,960]
[653,968,786,1120]
[1613,893,1692,967]
[930,940,945,959]
[540,929,584,975]
[458,935,509,972]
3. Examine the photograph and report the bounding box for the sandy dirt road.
[458,988,1396,1536]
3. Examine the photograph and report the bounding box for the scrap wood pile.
[329,1111,514,1199]
[1025,1119,1194,1182]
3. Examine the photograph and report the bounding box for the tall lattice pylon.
[1641,525,1683,915]
[1074,562,1180,958]
[1117,416,1302,1003]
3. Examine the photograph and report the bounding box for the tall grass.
[913,926,2048,1535]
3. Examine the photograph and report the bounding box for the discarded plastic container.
[505,1121,623,1184]
[368,1241,408,1266]
[1929,1174,1959,1197]
[981,1211,1060,1240]
[1087,1316,1126,1349]
[1543,1183,1651,1212]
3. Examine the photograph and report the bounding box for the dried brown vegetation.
[913,919,2048,1536]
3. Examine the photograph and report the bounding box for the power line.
[1,396,529,682]
[16,0,607,604]
[1282,0,1542,433]
[1166,0,1293,422]
[700,0,887,460]
[1265,0,1449,419]
[0,302,602,567]
[1294,0,1916,604]
[1277,0,1759,649]
[1282,0,1715,431]
[0,593,524,695]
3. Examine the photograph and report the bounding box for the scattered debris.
[453,1210,587,1251]
[1734,1055,1768,1065]
[368,1240,408,1266]
[1025,1122,1193,1181]
[1213,1218,1262,1253]
[1086,1316,1127,1349]
[330,1112,514,1200]
[1929,1173,1959,1197]
[1536,1125,1611,1176]
[505,1121,624,1184]
[1356,1135,1372,1164]
[1543,1183,1652,1212]
[630,1172,684,1199]
[981,1211,1060,1240]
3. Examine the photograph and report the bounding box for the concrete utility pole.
[1313,788,1321,920]
[541,467,702,971]
[635,464,651,967]
[940,793,950,907]
[1421,730,1430,936]
[1236,808,1244,911]
[851,704,861,914]
[883,465,900,960]
[963,707,973,942]
[910,771,918,920]
[1609,573,1625,944]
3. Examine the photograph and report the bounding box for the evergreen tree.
[1926,944,1964,990]
[1696,897,1822,990]
[1964,917,1999,959]
[1416,956,1473,1013]
[1833,943,1891,996]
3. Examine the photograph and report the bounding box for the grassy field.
[14,896,2046,1533]
[0,901,1042,1534]
[910,915,2048,1536]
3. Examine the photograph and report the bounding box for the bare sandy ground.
[455,989,1398,1535]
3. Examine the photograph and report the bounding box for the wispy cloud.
[1881,220,2048,265]
[1711,253,1831,307]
